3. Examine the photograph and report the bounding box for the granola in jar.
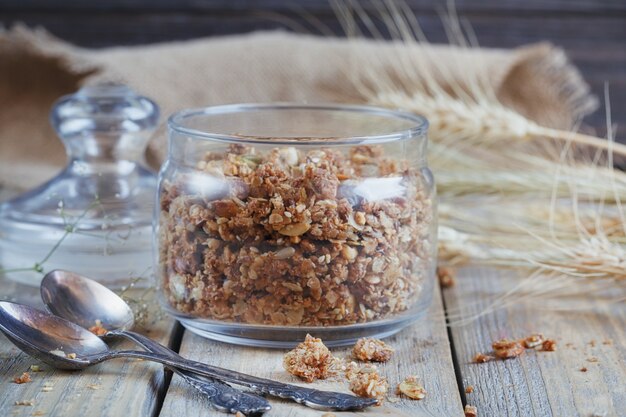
[158,143,434,327]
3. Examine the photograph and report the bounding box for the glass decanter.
[0,84,159,288]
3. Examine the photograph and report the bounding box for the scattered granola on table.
[159,145,434,326]
[492,339,525,359]
[542,339,557,351]
[352,338,394,362]
[472,353,493,363]
[437,266,456,288]
[522,333,544,349]
[464,404,478,417]
[397,376,426,400]
[283,334,341,382]
[13,372,32,384]
[345,362,389,404]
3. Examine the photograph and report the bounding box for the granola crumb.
[14,400,34,406]
[29,365,42,373]
[588,340,596,347]
[283,334,339,382]
[602,339,613,345]
[587,357,599,363]
[32,411,45,416]
[321,413,336,417]
[66,353,77,360]
[437,266,456,288]
[234,412,245,417]
[492,339,524,359]
[464,404,478,417]
[522,334,544,349]
[88,320,108,336]
[13,372,32,384]
[353,338,394,362]
[397,376,426,400]
[465,385,474,394]
[542,339,557,352]
[345,362,388,404]
[41,386,53,392]
[86,384,101,390]
[473,353,493,363]
[580,367,588,372]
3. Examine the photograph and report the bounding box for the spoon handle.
[98,349,376,411]
[109,330,270,415]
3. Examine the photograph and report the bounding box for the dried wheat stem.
[531,125,626,159]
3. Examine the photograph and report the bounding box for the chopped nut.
[473,353,493,363]
[465,385,474,394]
[88,320,108,336]
[492,339,524,359]
[522,334,544,349]
[542,339,557,352]
[283,334,339,382]
[397,376,426,400]
[437,266,456,288]
[278,222,311,236]
[345,362,388,404]
[353,338,394,362]
[464,404,478,417]
[13,372,32,384]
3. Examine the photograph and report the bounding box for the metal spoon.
[40,270,270,415]
[0,301,377,411]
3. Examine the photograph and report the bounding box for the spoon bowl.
[41,270,134,332]
[0,301,106,370]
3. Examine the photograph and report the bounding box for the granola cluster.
[159,145,433,325]
[282,334,341,382]
[353,337,394,362]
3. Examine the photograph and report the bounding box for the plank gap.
[440,283,469,408]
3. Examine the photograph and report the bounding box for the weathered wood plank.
[0,285,177,417]
[443,266,626,417]
[159,284,464,417]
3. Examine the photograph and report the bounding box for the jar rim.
[168,103,428,146]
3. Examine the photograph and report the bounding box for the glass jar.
[0,84,158,287]
[155,104,436,347]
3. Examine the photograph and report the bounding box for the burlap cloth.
[0,25,595,191]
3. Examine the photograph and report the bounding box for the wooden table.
[0,258,623,416]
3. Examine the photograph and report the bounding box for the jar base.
[176,309,428,348]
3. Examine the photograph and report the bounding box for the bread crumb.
[353,338,394,362]
[13,372,32,384]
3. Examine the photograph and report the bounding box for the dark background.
[1,0,625,136]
